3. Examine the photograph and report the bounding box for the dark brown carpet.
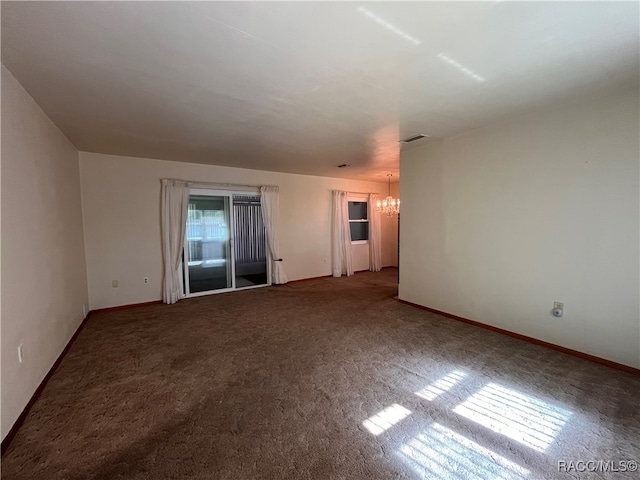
[2,269,639,479]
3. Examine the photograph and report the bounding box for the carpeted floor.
[2,269,639,479]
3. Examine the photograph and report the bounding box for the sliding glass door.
[183,190,269,296]
[185,194,232,293]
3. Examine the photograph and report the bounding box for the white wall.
[1,66,89,439]
[399,85,640,368]
[79,152,399,310]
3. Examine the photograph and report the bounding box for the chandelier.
[376,174,400,216]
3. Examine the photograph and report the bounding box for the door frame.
[183,188,271,297]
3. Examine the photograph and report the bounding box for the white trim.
[186,282,268,297]
[236,283,270,292]
[186,287,235,298]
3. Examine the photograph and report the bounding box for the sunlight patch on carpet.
[398,422,530,479]
[363,404,412,436]
[415,370,467,401]
[452,383,572,452]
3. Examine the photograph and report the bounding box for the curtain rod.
[347,191,380,196]
[165,180,379,195]
[163,179,273,190]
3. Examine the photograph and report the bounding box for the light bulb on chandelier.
[376,174,400,216]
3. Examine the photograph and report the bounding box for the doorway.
[183,189,269,296]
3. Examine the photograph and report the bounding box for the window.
[186,197,229,264]
[348,201,369,242]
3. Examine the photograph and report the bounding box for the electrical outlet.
[18,344,24,364]
[143,277,149,284]
[554,301,564,310]
[112,280,119,288]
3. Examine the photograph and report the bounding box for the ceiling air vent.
[400,134,429,143]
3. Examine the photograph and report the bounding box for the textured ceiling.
[2,1,638,182]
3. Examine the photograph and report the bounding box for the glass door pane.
[186,195,232,293]
[232,195,268,288]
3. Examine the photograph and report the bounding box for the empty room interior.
[1,2,639,479]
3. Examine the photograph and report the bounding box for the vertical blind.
[233,195,267,265]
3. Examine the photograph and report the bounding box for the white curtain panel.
[161,179,191,304]
[260,186,288,284]
[368,193,382,272]
[332,190,354,277]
